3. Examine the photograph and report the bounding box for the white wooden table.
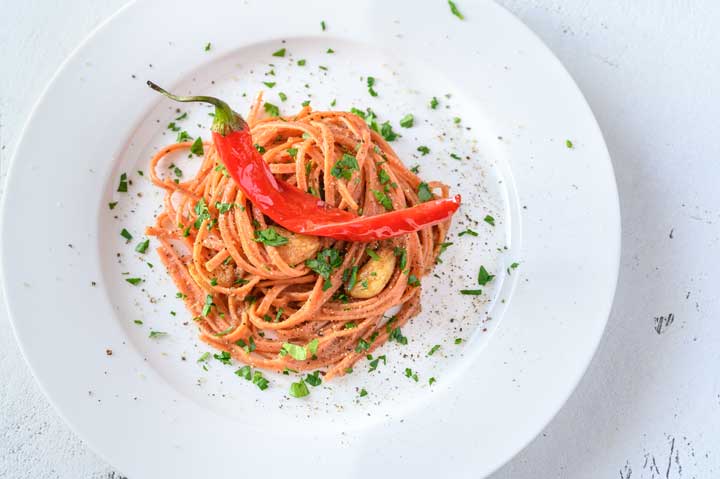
[1,1,718,477]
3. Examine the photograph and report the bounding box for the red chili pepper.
[148,82,461,242]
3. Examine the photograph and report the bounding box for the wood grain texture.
[1,1,718,478]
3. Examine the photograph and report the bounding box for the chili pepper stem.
[146,81,246,135]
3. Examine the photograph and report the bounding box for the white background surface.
[1,1,717,478]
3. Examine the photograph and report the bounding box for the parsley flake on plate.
[399,114,414,128]
[289,379,310,398]
[117,173,128,192]
[448,0,465,20]
[460,289,482,295]
[477,266,495,286]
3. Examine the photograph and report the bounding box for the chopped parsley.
[404,368,419,382]
[458,228,478,237]
[149,330,167,338]
[263,81,276,88]
[213,326,235,337]
[254,144,266,153]
[213,351,232,365]
[429,377,436,385]
[380,121,399,141]
[393,247,407,270]
[428,344,441,356]
[417,182,433,202]
[330,98,336,107]
[120,228,132,242]
[215,202,234,214]
[484,215,495,226]
[264,102,280,117]
[566,139,574,148]
[453,117,462,124]
[176,292,187,299]
[167,122,180,132]
[448,0,465,20]
[460,289,482,295]
[477,266,495,286]
[326,48,335,54]
[289,379,309,398]
[125,277,142,286]
[307,338,319,356]
[388,327,408,345]
[134,320,143,325]
[176,130,192,142]
[355,338,370,353]
[408,275,420,287]
[254,226,288,246]
[197,352,211,363]
[507,262,520,274]
[235,336,256,353]
[344,321,357,330]
[297,59,306,66]
[372,189,393,211]
[417,145,430,155]
[278,92,287,102]
[410,165,420,174]
[117,173,128,192]
[436,242,453,262]
[378,168,391,185]
[430,96,439,109]
[280,342,308,361]
[193,198,211,229]
[272,48,286,57]
[359,388,368,397]
[235,365,251,380]
[366,249,380,261]
[368,354,386,372]
[301,100,310,107]
[252,371,269,390]
[367,76,378,97]
[330,153,359,180]
[321,20,326,31]
[204,42,211,51]
[454,338,463,344]
[169,163,183,178]
[190,137,204,156]
[306,371,322,386]
[108,201,118,210]
[450,153,462,160]
[399,114,414,128]
[135,239,149,254]
[235,366,268,390]
[202,294,214,316]
[214,164,230,177]
[345,266,358,291]
[175,112,188,121]
[286,147,298,158]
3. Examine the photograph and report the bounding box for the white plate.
[1,1,619,478]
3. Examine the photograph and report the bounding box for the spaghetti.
[147,95,454,380]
